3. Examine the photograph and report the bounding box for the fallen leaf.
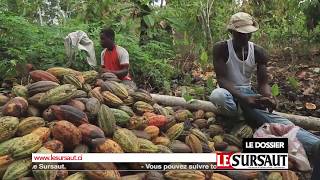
[305,102,317,110]
[295,70,307,79]
[302,86,315,96]
[311,67,320,74]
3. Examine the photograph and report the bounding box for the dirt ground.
[266,53,320,118]
[173,50,320,118]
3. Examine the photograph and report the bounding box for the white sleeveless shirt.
[225,39,256,87]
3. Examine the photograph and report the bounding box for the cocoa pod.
[0,116,19,143]
[165,170,205,180]
[137,138,159,153]
[43,140,64,153]
[11,133,42,159]
[193,119,207,129]
[0,94,9,106]
[127,116,148,130]
[56,167,68,180]
[101,91,123,107]
[185,134,203,153]
[214,142,228,151]
[131,89,154,104]
[39,84,77,106]
[64,172,87,180]
[46,67,80,77]
[2,97,28,117]
[29,70,59,83]
[31,127,51,143]
[88,87,104,103]
[144,126,160,138]
[190,128,209,144]
[194,110,205,119]
[281,170,298,180]
[16,117,45,136]
[85,98,101,115]
[145,171,164,180]
[51,105,89,126]
[32,147,58,180]
[208,124,224,137]
[226,171,259,180]
[27,81,59,96]
[78,124,105,146]
[97,104,116,137]
[82,162,120,180]
[131,130,151,140]
[73,144,90,153]
[12,85,28,98]
[157,145,172,153]
[210,173,232,180]
[94,139,123,153]
[63,74,83,89]
[152,136,171,147]
[50,121,82,150]
[223,134,242,147]
[2,158,32,180]
[82,70,98,83]
[67,99,86,111]
[166,123,184,140]
[169,140,192,153]
[174,110,192,122]
[99,81,128,100]
[27,105,40,117]
[133,101,154,114]
[113,128,139,153]
[267,172,282,180]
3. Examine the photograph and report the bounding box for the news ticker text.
[32,138,289,170]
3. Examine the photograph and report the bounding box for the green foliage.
[271,84,280,97]
[163,80,171,94]
[193,86,206,99]
[302,0,320,31]
[206,78,216,94]
[116,34,175,88]
[0,60,17,80]
[182,86,194,102]
[0,11,91,74]
[199,47,208,70]
[143,15,155,27]
[241,0,320,48]
[0,0,176,89]
[287,77,299,91]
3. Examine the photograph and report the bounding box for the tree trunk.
[38,7,43,26]
[151,94,218,112]
[151,94,320,131]
[133,0,151,45]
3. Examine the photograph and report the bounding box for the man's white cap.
[227,12,259,33]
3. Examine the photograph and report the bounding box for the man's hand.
[104,69,112,73]
[241,95,261,108]
[256,96,277,113]
[100,68,112,73]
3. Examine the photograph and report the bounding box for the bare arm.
[255,45,272,97]
[110,64,129,79]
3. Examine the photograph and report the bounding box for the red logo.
[216,152,234,169]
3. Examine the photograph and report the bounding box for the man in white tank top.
[209,12,320,177]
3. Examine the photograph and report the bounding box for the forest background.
[0,0,319,116]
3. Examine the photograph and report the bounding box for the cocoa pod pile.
[0,67,299,179]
